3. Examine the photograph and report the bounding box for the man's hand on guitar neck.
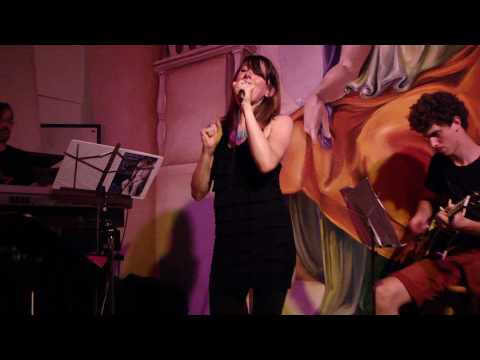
[436,199,469,232]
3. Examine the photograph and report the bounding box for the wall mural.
[272,45,480,314]
[151,45,480,314]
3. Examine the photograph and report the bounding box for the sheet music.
[53,140,163,200]
[341,178,402,248]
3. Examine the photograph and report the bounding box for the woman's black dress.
[209,131,296,291]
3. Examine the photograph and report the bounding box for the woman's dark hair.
[408,91,468,134]
[222,54,281,137]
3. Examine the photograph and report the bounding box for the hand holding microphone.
[233,80,252,104]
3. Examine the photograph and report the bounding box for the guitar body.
[416,227,459,261]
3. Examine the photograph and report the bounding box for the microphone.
[239,89,245,100]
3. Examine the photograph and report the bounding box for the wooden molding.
[154,45,256,73]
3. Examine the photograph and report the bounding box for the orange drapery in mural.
[280,46,480,250]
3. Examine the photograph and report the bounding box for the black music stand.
[341,178,403,315]
[62,142,125,315]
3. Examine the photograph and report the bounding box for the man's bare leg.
[375,277,412,315]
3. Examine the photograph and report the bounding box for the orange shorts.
[392,249,480,307]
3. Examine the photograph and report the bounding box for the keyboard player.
[0,101,102,314]
[0,102,37,186]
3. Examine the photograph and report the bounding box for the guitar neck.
[447,195,470,217]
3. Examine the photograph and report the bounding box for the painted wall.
[149,45,480,315]
[83,45,162,280]
[0,45,89,151]
[152,50,230,314]
[34,45,85,125]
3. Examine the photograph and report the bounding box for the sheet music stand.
[62,142,124,315]
[54,139,162,314]
[341,178,403,315]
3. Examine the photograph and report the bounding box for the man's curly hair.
[408,91,469,134]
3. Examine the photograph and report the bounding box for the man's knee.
[375,277,410,310]
[375,279,395,307]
